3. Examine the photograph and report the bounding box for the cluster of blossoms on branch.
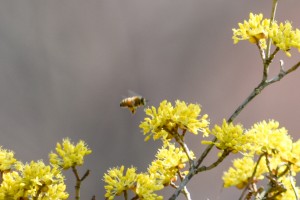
[0,138,91,200]
[104,100,202,199]
[204,120,300,198]
[105,99,300,199]
[104,141,194,200]
[233,13,300,57]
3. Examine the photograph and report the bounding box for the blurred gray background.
[0,1,300,199]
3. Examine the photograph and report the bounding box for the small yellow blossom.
[233,13,300,57]
[269,21,300,57]
[0,171,24,199]
[148,142,195,185]
[135,173,164,200]
[0,147,17,172]
[232,13,270,49]
[0,161,68,200]
[245,120,292,156]
[103,166,137,200]
[140,100,209,141]
[156,141,194,167]
[148,159,177,186]
[49,138,92,169]
[291,140,300,171]
[202,119,246,153]
[223,156,266,189]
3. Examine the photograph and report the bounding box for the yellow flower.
[148,159,177,186]
[245,120,292,156]
[223,156,266,189]
[148,142,195,185]
[281,139,300,173]
[202,119,246,153]
[233,13,300,56]
[0,161,68,200]
[140,100,209,141]
[103,166,137,200]
[49,138,92,169]
[0,147,17,172]
[0,171,24,199]
[269,21,300,57]
[156,141,194,168]
[232,13,270,49]
[135,173,164,200]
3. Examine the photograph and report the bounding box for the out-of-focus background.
[0,1,300,199]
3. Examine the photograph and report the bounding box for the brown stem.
[72,166,90,200]
[196,150,230,173]
[239,154,265,200]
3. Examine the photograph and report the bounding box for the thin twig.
[289,169,299,200]
[168,138,216,200]
[196,150,230,173]
[124,190,128,200]
[265,0,278,59]
[256,42,266,64]
[174,134,194,167]
[81,169,90,181]
[72,166,81,200]
[72,166,91,200]
[239,154,265,200]
[170,182,190,196]
[177,171,192,200]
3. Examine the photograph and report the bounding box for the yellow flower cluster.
[222,120,300,198]
[245,120,292,156]
[269,21,300,57]
[233,13,300,56]
[224,156,300,198]
[273,176,300,200]
[233,13,270,48]
[135,173,164,200]
[103,142,192,199]
[223,156,266,189]
[148,142,195,185]
[202,119,247,154]
[0,147,17,172]
[103,166,163,200]
[49,138,92,169]
[288,140,300,172]
[140,100,209,141]
[103,166,137,200]
[0,161,68,199]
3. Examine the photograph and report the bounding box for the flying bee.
[120,95,147,114]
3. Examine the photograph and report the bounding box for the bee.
[120,95,147,114]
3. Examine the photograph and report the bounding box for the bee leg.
[129,107,136,114]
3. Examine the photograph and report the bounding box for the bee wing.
[128,90,142,97]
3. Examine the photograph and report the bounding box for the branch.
[177,171,192,200]
[174,134,194,167]
[265,0,278,59]
[289,170,299,200]
[168,138,216,200]
[239,154,265,200]
[72,166,91,200]
[196,150,230,173]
